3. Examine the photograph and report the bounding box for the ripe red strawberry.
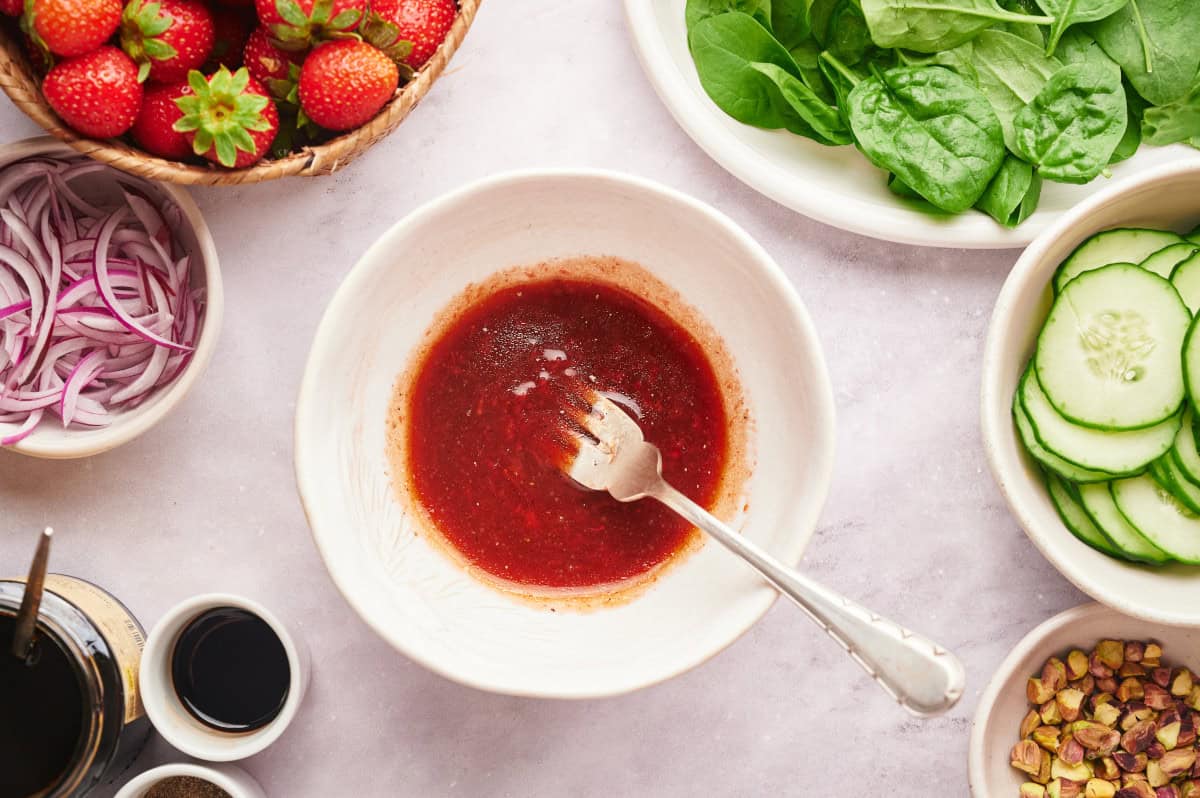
[43,46,143,137]
[243,25,301,83]
[131,79,192,158]
[206,7,253,70]
[120,0,214,83]
[25,0,122,57]
[174,66,279,167]
[255,0,364,49]
[361,0,453,70]
[0,0,21,16]
[298,39,396,131]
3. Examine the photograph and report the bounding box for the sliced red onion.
[0,154,205,445]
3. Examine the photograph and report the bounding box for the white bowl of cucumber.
[984,160,1200,627]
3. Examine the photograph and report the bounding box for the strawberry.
[0,0,21,16]
[25,0,122,57]
[174,66,279,167]
[120,0,214,83]
[298,39,396,131]
[361,0,453,70]
[43,46,143,137]
[206,7,253,70]
[242,25,300,83]
[131,79,192,158]
[255,0,364,50]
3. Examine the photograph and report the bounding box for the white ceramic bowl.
[139,594,310,761]
[969,602,1200,796]
[982,160,1200,626]
[623,0,1200,249]
[0,137,222,459]
[295,169,836,698]
[115,762,265,798]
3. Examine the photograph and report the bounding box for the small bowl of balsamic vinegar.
[139,594,310,761]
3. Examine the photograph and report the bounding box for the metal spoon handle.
[12,527,52,662]
[648,484,964,717]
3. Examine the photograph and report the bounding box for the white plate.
[969,603,1200,796]
[294,170,836,698]
[623,0,1200,249]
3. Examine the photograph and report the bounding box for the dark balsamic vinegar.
[171,607,290,733]
[0,614,85,797]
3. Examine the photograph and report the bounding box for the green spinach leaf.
[896,43,979,83]
[750,62,855,143]
[846,65,1006,211]
[999,0,1048,47]
[859,0,1052,53]
[685,0,773,30]
[809,0,874,64]
[976,156,1042,226]
[971,30,1062,151]
[1012,61,1128,183]
[1087,0,1200,106]
[790,38,838,104]
[689,14,849,144]
[1110,83,1145,162]
[1055,27,1118,68]
[1032,0,1129,55]
[1142,83,1200,146]
[771,0,812,48]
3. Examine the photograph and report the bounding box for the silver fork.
[565,394,965,717]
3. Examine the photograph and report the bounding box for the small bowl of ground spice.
[114,763,264,798]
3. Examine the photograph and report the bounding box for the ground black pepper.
[144,776,232,798]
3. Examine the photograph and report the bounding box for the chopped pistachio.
[1096,757,1120,781]
[1188,686,1200,712]
[1145,742,1166,761]
[1114,752,1149,773]
[1098,641,1127,671]
[1093,652,1118,680]
[1075,675,1098,695]
[1035,725,1063,752]
[1068,650,1092,680]
[1117,782,1156,798]
[1099,678,1120,695]
[1177,781,1200,798]
[1085,781,1117,798]
[1156,721,1182,750]
[1095,703,1123,728]
[1023,709,1045,738]
[1031,676,1058,705]
[1158,748,1197,779]
[1127,642,1147,663]
[1059,738,1087,766]
[1043,700,1065,725]
[1147,761,1169,789]
[1145,644,1164,667]
[1023,784,1049,798]
[1054,759,1095,782]
[1158,787,1182,798]
[1172,669,1195,698]
[1120,662,1149,678]
[1119,679,1148,703]
[1074,722,1122,753]
[1045,658,1070,693]
[1144,683,1173,710]
[1049,779,1084,798]
[1059,689,1087,722]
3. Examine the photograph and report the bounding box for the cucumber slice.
[1112,475,1200,563]
[1173,252,1200,314]
[1020,369,1179,473]
[1055,228,1185,293]
[1172,408,1200,487]
[1141,242,1200,280]
[1014,394,1115,482]
[1161,454,1200,514]
[1045,471,1123,557]
[1077,481,1171,564]
[1189,222,1200,244]
[1183,314,1200,414]
[1036,264,1189,429]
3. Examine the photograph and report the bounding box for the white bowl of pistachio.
[970,602,1200,798]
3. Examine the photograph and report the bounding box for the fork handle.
[648,483,965,717]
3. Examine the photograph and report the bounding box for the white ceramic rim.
[967,603,1115,796]
[621,0,1200,250]
[0,136,223,459]
[982,159,1200,627]
[294,167,837,698]
[139,593,306,761]
[114,762,260,798]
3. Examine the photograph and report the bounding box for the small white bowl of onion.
[0,138,221,459]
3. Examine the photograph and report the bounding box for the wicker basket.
[0,0,480,185]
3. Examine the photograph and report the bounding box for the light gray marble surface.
[0,1,1089,795]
